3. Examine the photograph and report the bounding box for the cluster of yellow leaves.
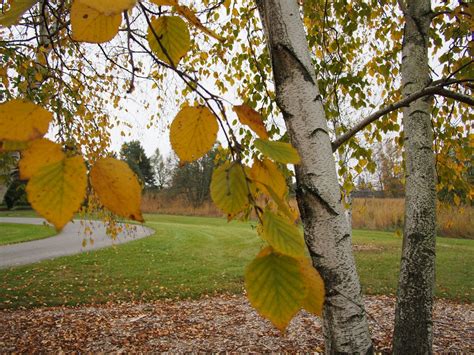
[168,102,324,330]
[0,100,143,230]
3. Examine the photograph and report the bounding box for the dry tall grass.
[142,192,473,239]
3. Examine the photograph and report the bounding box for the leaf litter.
[0,295,471,352]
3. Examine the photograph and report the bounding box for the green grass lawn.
[0,223,56,246]
[0,214,472,309]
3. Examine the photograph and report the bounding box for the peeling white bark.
[393,1,436,354]
[256,1,372,353]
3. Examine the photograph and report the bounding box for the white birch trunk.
[256,1,372,353]
[393,1,436,353]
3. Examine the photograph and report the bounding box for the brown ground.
[0,295,472,353]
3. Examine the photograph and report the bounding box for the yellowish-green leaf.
[147,16,190,66]
[170,105,218,163]
[71,1,122,43]
[210,162,250,218]
[234,104,269,139]
[250,158,287,198]
[245,247,305,331]
[299,259,325,317]
[254,139,301,164]
[264,182,299,222]
[26,156,87,230]
[261,210,305,258]
[90,157,144,222]
[77,0,136,15]
[0,99,53,141]
[0,141,29,152]
[0,0,38,27]
[19,139,65,180]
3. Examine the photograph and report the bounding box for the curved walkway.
[0,218,154,269]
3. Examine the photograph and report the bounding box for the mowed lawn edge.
[0,214,472,309]
[0,223,56,246]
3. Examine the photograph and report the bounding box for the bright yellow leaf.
[210,162,250,218]
[71,1,122,43]
[299,259,325,317]
[245,247,305,331]
[250,158,287,198]
[261,210,305,258]
[147,16,190,66]
[77,0,136,15]
[0,99,52,141]
[26,156,87,230]
[170,106,218,163]
[254,139,301,164]
[0,0,38,27]
[19,139,65,180]
[234,104,269,139]
[90,157,144,222]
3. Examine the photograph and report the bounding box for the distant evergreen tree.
[120,141,155,187]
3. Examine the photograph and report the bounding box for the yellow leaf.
[0,99,52,141]
[26,156,87,230]
[261,210,305,258]
[210,162,250,217]
[90,157,144,222]
[76,0,136,15]
[264,183,298,223]
[254,139,301,164]
[0,0,38,27]
[170,105,218,163]
[233,104,269,139]
[71,1,122,43]
[299,258,325,317]
[245,247,305,331]
[250,158,287,198]
[19,139,65,180]
[150,0,176,5]
[147,16,190,66]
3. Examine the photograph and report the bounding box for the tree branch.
[332,85,474,151]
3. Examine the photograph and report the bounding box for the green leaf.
[245,247,305,331]
[261,210,305,257]
[254,139,301,164]
[0,0,39,27]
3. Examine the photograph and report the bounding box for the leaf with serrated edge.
[0,100,52,141]
[210,162,250,218]
[254,139,301,164]
[26,156,87,230]
[19,139,65,180]
[147,16,190,66]
[234,104,269,139]
[170,105,218,163]
[299,258,325,316]
[261,210,305,257]
[90,157,144,222]
[71,1,122,43]
[245,247,305,331]
[250,158,287,198]
[77,0,136,15]
[0,0,39,27]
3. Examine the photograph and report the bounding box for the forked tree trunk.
[393,1,436,354]
[256,1,373,353]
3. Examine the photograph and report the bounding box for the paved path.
[0,218,154,269]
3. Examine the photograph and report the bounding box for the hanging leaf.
[0,100,53,141]
[261,210,305,258]
[299,259,325,317]
[0,0,39,27]
[71,1,122,43]
[147,15,190,66]
[254,139,301,164]
[90,157,144,222]
[170,105,218,163]
[26,156,87,230]
[265,183,299,222]
[245,247,305,331]
[19,139,65,180]
[210,162,250,218]
[234,104,269,139]
[77,0,136,15]
[0,141,29,152]
[250,158,287,198]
